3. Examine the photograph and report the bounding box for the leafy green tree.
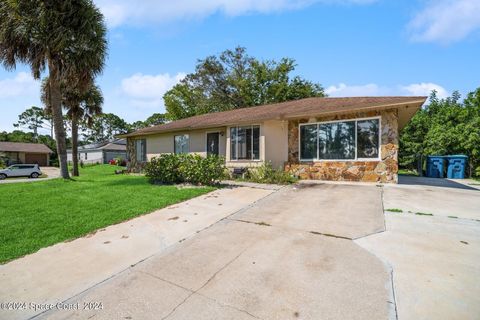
[460,88,480,175]
[144,113,167,126]
[400,89,480,177]
[129,121,146,131]
[0,0,107,178]
[13,106,52,140]
[83,113,128,143]
[164,47,324,120]
[128,113,166,131]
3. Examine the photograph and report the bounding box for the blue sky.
[1,0,479,133]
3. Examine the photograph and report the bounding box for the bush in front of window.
[243,162,298,185]
[144,154,226,185]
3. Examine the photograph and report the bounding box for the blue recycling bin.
[426,156,445,178]
[446,155,468,179]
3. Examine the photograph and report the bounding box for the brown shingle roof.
[0,142,53,153]
[122,96,427,137]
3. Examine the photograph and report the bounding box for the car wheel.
[0,174,6,180]
[30,172,39,178]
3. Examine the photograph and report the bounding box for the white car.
[0,164,42,180]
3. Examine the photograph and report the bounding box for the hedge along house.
[120,96,427,183]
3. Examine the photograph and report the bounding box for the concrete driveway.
[1,178,479,320]
[1,183,393,320]
[357,176,480,320]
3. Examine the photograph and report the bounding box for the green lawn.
[0,165,215,264]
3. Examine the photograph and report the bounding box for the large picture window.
[230,126,260,160]
[174,134,189,154]
[135,139,146,162]
[299,117,380,161]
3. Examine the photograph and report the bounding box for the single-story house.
[67,139,127,164]
[0,141,53,166]
[120,96,427,183]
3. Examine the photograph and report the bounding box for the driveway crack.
[196,292,263,319]
[389,268,399,320]
[161,246,254,320]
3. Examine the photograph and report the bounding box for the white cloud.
[121,72,186,109]
[95,0,377,28]
[326,82,449,99]
[408,0,480,44]
[0,72,39,98]
[325,83,386,96]
[400,82,449,99]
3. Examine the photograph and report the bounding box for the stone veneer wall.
[285,109,399,183]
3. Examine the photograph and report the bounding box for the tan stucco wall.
[144,127,226,161]
[263,120,289,169]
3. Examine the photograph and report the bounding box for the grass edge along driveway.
[0,165,215,264]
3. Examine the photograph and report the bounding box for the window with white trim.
[174,134,189,154]
[230,126,260,160]
[299,117,380,161]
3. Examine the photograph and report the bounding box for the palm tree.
[42,78,103,176]
[0,1,107,179]
[67,84,103,176]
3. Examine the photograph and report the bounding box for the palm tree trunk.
[71,114,79,176]
[48,61,70,179]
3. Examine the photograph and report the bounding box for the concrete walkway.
[0,186,274,320]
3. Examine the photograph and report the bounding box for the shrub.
[475,166,480,178]
[244,162,297,185]
[113,157,127,166]
[144,154,226,185]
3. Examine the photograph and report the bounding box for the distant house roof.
[0,142,53,153]
[121,96,427,138]
[67,139,126,153]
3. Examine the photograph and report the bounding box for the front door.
[206,132,220,156]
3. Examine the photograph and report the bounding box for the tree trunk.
[71,114,79,176]
[48,61,70,179]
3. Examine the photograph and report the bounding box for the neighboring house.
[0,142,53,166]
[67,139,127,164]
[120,96,427,183]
